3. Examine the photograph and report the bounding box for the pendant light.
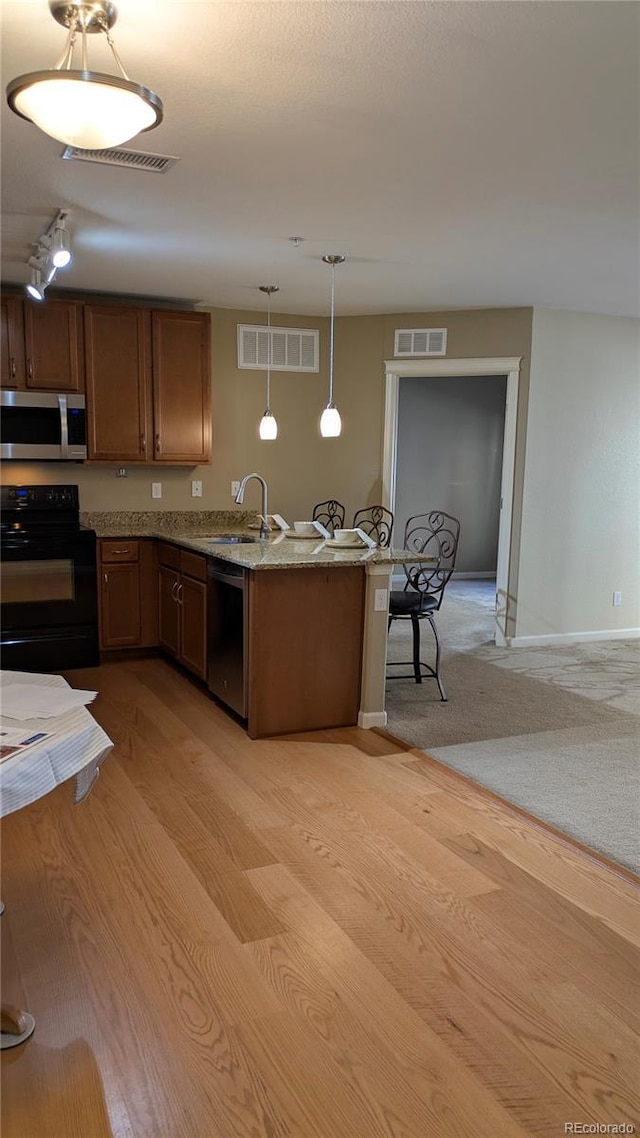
[320,254,345,438]
[6,1,163,151]
[258,285,279,441]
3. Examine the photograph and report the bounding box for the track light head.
[52,220,72,268]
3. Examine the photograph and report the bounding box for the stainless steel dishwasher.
[207,558,248,718]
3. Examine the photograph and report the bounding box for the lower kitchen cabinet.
[158,542,207,679]
[98,539,158,651]
[246,566,366,737]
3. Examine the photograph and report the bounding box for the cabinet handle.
[10,357,16,378]
[104,572,108,583]
[27,360,33,379]
[171,581,179,601]
[177,583,183,605]
[155,433,160,453]
[140,433,146,451]
[110,548,130,555]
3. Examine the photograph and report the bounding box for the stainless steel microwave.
[0,391,87,461]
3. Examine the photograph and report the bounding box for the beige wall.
[3,305,531,531]
[515,307,640,640]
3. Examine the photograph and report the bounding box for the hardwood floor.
[2,658,638,1138]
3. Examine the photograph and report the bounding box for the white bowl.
[293,521,317,535]
[333,529,354,544]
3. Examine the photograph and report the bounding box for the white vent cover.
[237,325,319,372]
[394,327,447,357]
[61,146,179,174]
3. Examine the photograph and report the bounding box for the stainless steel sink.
[205,534,259,544]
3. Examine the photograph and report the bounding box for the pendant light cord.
[328,262,335,407]
[266,291,272,413]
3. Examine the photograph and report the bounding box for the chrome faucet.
[235,473,269,538]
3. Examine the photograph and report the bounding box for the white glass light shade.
[259,411,278,440]
[320,405,342,438]
[8,71,162,149]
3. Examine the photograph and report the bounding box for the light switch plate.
[191,480,203,498]
[231,481,240,498]
[374,588,388,612]
[151,482,162,499]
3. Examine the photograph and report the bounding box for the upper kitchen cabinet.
[84,305,211,465]
[151,310,211,464]
[1,294,26,388]
[85,305,152,462]
[23,298,84,392]
[1,294,83,392]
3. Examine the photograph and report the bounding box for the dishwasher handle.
[208,563,246,589]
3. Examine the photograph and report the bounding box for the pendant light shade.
[319,405,342,438]
[320,254,345,438]
[6,2,163,151]
[258,285,279,441]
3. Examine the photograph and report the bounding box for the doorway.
[382,356,521,646]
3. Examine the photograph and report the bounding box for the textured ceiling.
[1,0,638,317]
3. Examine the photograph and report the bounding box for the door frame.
[381,356,521,647]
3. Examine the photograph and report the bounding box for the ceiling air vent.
[237,325,319,372]
[61,146,179,174]
[394,327,447,357]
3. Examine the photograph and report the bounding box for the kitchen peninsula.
[84,510,406,739]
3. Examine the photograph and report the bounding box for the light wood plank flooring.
[2,658,638,1138]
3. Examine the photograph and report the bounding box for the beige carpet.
[385,581,640,871]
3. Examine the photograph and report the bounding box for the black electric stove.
[1,485,99,672]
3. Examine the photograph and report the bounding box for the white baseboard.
[358,710,387,729]
[506,627,640,648]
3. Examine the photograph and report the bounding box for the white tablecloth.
[0,671,113,818]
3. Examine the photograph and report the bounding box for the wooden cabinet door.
[100,563,142,647]
[158,566,180,656]
[179,575,207,679]
[23,299,84,391]
[247,567,365,737]
[85,305,151,461]
[151,310,211,463]
[1,295,26,389]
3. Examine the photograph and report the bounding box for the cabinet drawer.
[100,539,139,563]
[157,541,180,570]
[179,549,207,581]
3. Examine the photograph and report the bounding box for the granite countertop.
[81,510,427,570]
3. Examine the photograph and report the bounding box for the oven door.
[0,530,99,670]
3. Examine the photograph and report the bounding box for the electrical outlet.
[613,591,622,607]
[191,480,203,498]
[374,588,388,612]
[151,482,162,499]
[231,480,240,498]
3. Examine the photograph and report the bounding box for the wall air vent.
[61,146,179,174]
[237,325,319,372]
[394,327,448,357]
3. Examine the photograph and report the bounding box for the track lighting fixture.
[51,216,72,268]
[26,265,47,302]
[24,209,73,301]
[258,285,279,441]
[6,1,163,151]
[320,255,346,438]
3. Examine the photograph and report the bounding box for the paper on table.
[0,684,98,721]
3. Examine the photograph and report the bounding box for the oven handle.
[59,395,69,461]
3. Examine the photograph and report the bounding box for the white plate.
[285,530,324,539]
[325,539,368,550]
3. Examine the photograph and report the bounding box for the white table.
[0,670,113,1048]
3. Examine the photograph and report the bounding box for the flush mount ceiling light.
[6,1,163,150]
[320,254,346,438]
[258,286,279,441]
